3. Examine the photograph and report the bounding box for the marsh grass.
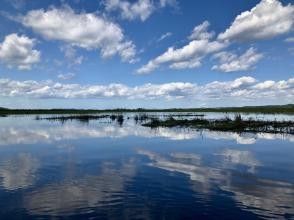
[143,115,294,134]
[134,113,150,123]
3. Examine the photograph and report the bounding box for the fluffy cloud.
[137,21,227,74]
[0,34,40,70]
[137,40,226,73]
[104,0,177,21]
[137,1,294,73]
[218,0,294,42]
[202,76,257,98]
[212,47,263,72]
[202,77,294,100]
[0,78,196,100]
[21,7,136,62]
[188,21,215,41]
[104,0,154,21]
[0,77,293,102]
[132,82,197,99]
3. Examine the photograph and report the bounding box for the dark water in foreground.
[0,116,293,219]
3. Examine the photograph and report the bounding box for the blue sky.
[0,0,293,108]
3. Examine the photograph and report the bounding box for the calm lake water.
[0,114,293,219]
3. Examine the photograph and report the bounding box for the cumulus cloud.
[0,77,293,102]
[188,21,215,41]
[104,0,177,21]
[218,0,294,42]
[132,82,197,99]
[21,7,136,62]
[137,1,294,73]
[212,47,263,72]
[202,77,294,100]
[104,0,154,21]
[0,33,40,70]
[0,78,197,100]
[137,21,227,74]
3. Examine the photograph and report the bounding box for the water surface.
[0,115,293,219]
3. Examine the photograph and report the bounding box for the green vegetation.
[142,115,294,134]
[0,104,293,115]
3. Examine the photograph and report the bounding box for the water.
[0,115,293,219]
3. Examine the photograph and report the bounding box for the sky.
[0,0,293,109]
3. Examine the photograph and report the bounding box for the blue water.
[0,116,293,219]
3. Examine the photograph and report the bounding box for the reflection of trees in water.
[0,153,40,190]
[138,149,294,219]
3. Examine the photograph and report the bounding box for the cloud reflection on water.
[138,149,294,219]
[24,160,136,216]
[0,119,293,146]
[0,153,40,190]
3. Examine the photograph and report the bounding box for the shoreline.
[0,104,294,115]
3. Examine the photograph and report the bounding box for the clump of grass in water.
[134,113,150,124]
[142,114,294,134]
[109,114,124,125]
[117,115,124,126]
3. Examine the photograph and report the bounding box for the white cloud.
[202,76,257,98]
[0,78,196,100]
[158,32,172,42]
[202,77,294,100]
[169,59,201,70]
[104,0,154,21]
[253,78,294,90]
[188,21,215,41]
[21,7,136,62]
[218,0,294,42]
[0,34,40,70]
[137,21,227,74]
[57,73,75,80]
[132,82,197,99]
[212,47,263,72]
[0,77,293,102]
[137,39,226,73]
[104,0,177,21]
[137,1,294,73]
